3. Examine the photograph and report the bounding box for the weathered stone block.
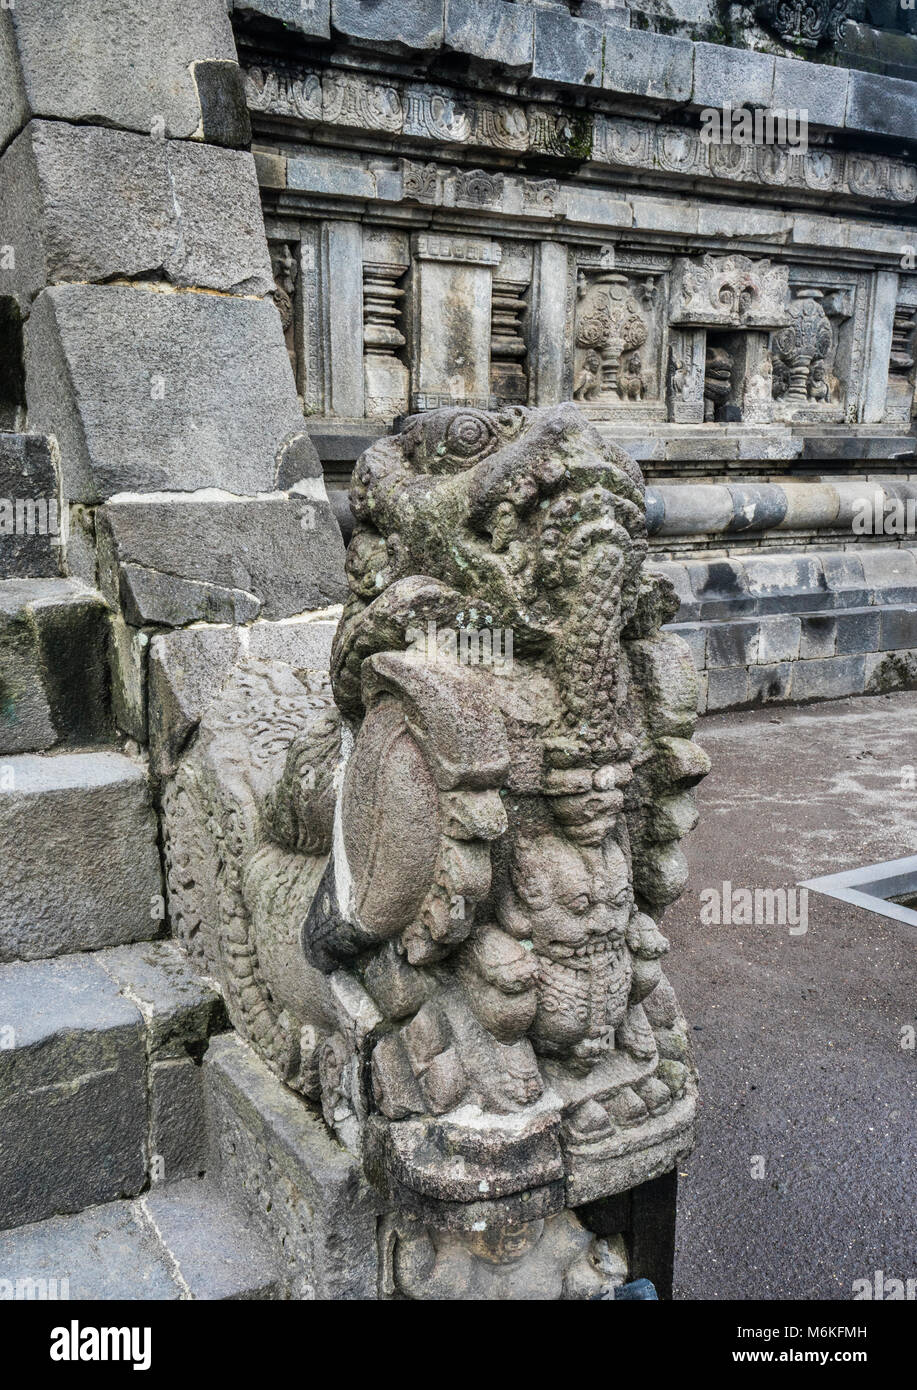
[706,619,759,669]
[0,0,239,144]
[859,547,917,598]
[706,665,751,712]
[749,663,792,705]
[0,1181,282,1298]
[865,648,917,693]
[846,69,917,142]
[603,29,693,102]
[147,616,337,777]
[772,57,849,129]
[834,608,881,656]
[0,122,274,309]
[685,558,754,619]
[532,8,603,87]
[742,554,829,614]
[95,940,227,1061]
[649,561,698,620]
[879,605,917,651]
[141,1180,282,1299]
[0,13,27,153]
[24,285,314,502]
[148,626,241,778]
[233,0,331,40]
[150,1058,212,1185]
[331,0,443,50]
[109,615,150,743]
[821,552,868,603]
[791,655,866,702]
[667,622,706,671]
[799,615,837,660]
[98,941,226,1186]
[657,485,732,536]
[0,601,55,755]
[692,42,775,109]
[725,484,787,533]
[96,494,345,627]
[0,750,162,961]
[777,482,839,532]
[444,0,533,68]
[0,954,147,1229]
[0,1199,183,1299]
[0,578,111,752]
[756,615,801,665]
[204,1034,381,1300]
[0,434,61,579]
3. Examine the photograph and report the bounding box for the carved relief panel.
[490,241,533,406]
[775,270,864,423]
[572,251,666,418]
[668,253,790,425]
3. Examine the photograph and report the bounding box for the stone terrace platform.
[667,691,917,1300]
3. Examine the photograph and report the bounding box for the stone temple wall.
[232,0,917,710]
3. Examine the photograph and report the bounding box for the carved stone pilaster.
[362,258,409,419]
[667,331,705,424]
[490,277,528,403]
[885,300,917,423]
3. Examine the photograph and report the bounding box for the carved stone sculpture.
[755,0,858,49]
[704,345,735,421]
[162,404,709,1297]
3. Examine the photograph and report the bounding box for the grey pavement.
[667,690,917,1301]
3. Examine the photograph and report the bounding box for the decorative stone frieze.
[244,62,917,209]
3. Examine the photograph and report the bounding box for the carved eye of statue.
[444,411,497,460]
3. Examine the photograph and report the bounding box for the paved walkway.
[666,691,917,1301]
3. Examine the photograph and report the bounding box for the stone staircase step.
[0,944,226,1231]
[0,577,111,753]
[0,434,62,581]
[0,1180,281,1300]
[0,749,162,961]
[203,1033,379,1301]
